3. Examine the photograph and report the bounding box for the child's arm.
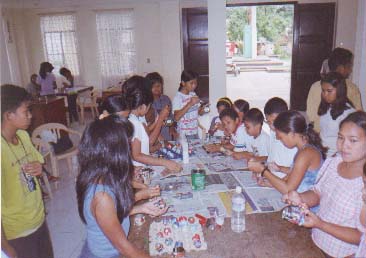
[92,192,151,258]
[145,106,170,145]
[303,210,361,244]
[1,225,17,258]
[131,138,182,172]
[135,186,160,202]
[173,96,200,122]
[283,190,320,208]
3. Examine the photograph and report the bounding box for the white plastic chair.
[77,89,99,124]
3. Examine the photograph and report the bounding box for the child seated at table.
[233,99,249,124]
[283,111,366,258]
[208,97,232,137]
[123,76,182,172]
[232,108,269,161]
[249,111,325,194]
[99,94,130,119]
[77,115,166,258]
[205,108,253,154]
[248,97,297,178]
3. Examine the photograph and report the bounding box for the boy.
[307,47,363,132]
[1,85,54,258]
[232,108,269,160]
[26,74,40,97]
[248,97,297,178]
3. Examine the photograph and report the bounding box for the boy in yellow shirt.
[1,85,53,258]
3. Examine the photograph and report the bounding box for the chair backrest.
[77,89,98,106]
[32,123,70,143]
[32,137,51,156]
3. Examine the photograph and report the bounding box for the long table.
[129,212,324,258]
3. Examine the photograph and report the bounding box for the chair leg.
[41,172,53,199]
[91,107,95,119]
[50,157,59,189]
[80,107,85,124]
[66,157,73,176]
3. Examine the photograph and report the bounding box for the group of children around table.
[1,49,366,258]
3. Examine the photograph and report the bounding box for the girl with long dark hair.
[318,72,355,156]
[77,115,165,258]
[249,111,326,194]
[37,62,57,96]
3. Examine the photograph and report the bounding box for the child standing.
[284,111,366,257]
[172,70,205,139]
[249,111,326,194]
[77,115,165,258]
[1,85,53,258]
[36,62,57,96]
[26,74,40,97]
[205,108,253,154]
[232,108,269,160]
[208,97,232,137]
[59,67,79,122]
[124,76,181,172]
[318,72,355,157]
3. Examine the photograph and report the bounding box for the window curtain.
[96,9,136,89]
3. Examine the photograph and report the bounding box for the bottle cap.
[235,186,242,193]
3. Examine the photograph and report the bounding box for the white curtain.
[96,9,136,89]
[40,14,80,78]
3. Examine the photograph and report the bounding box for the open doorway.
[226,3,294,110]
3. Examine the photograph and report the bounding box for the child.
[283,111,366,258]
[318,72,355,157]
[248,97,297,178]
[205,108,253,154]
[356,162,366,257]
[59,67,79,122]
[249,111,326,194]
[208,97,232,137]
[233,108,269,161]
[124,76,182,172]
[172,70,205,139]
[100,94,130,119]
[146,72,176,141]
[36,62,57,96]
[26,73,40,97]
[1,85,53,258]
[233,99,249,124]
[77,115,165,258]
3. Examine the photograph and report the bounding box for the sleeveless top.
[291,144,323,193]
[82,184,130,258]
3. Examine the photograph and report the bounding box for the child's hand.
[204,144,220,153]
[140,200,168,217]
[282,190,302,206]
[248,159,264,173]
[257,177,273,188]
[137,186,161,200]
[189,96,200,106]
[303,209,321,228]
[232,152,244,160]
[159,105,170,120]
[268,162,280,172]
[22,161,42,176]
[164,160,182,173]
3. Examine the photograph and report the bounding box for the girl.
[146,72,177,141]
[205,108,252,154]
[172,70,205,139]
[249,111,326,194]
[208,97,232,137]
[233,99,249,124]
[123,76,181,172]
[77,115,165,258]
[59,67,79,122]
[37,62,57,96]
[284,111,366,258]
[318,72,355,157]
[356,162,366,257]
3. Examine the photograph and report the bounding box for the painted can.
[191,169,206,191]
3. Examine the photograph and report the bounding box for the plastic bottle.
[181,134,189,164]
[231,186,246,233]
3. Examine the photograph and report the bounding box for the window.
[40,14,80,75]
[96,9,136,89]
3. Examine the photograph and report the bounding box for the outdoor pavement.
[226,71,291,111]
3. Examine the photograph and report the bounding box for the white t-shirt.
[320,106,354,157]
[230,123,253,152]
[129,113,149,166]
[212,116,225,137]
[267,130,297,167]
[250,130,270,157]
[172,91,199,136]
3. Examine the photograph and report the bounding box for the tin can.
[23,172,36,192]
[191,169,205,190]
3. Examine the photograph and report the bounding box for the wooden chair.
[31,137,53,198]
[77,89,99,124]
[32,123,82,178]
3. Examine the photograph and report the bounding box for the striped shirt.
[229,123,253,152]
[172,91,199,136]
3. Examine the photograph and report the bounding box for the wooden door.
[182,8,209,102]
[290,3,335,111]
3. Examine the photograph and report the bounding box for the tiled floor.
[44,121,87,258]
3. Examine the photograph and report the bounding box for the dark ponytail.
[274,110,327,159]
[178,70,199,91]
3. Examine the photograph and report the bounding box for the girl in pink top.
[284,111,366,257]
